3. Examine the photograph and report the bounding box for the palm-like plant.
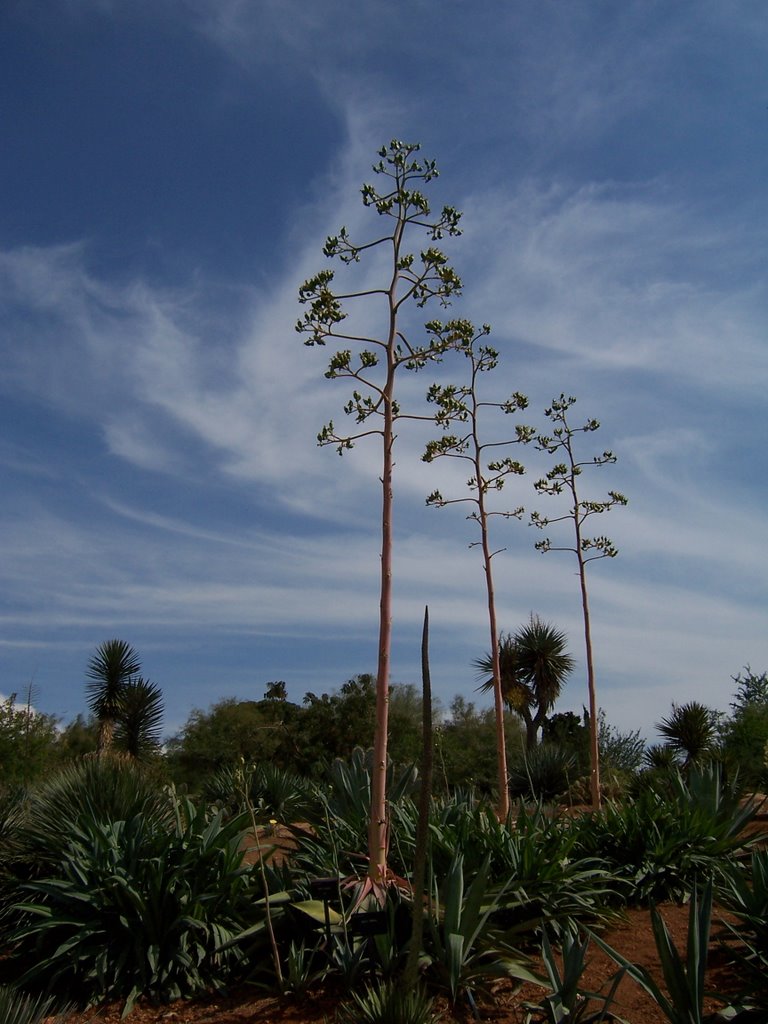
[477,616,574,750]
[85,639,141,755]
[114,677,164,760]
[643,744,679,771]
[656,702,719,768]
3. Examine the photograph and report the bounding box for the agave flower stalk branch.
[423,321,533,818]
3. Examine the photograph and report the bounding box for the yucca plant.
[85,638,142,755]
[656,702,720,768]
[0,986,70,1024]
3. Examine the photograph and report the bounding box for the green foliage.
[507,744,578,802]
[205,762,315,823]
[434,695,524,793]
[524,927,628,1023]
[293,748,418,878]
[722,668,768,790]
[575,764,760,903]
[166,694,303,786]
[642,743,679,772]
[114,677,164,760]
[8,796,257,1014]
[717,850,768,1013]
[543,712,589,760]
[0,693,60,790]
[476,616,575,750]
[334,979,443,1024]
[594,881,715,1024]
[53,713,99,761]
[0,786,25,915]
[167,678,426,789]
[656,701,721,768]
[0,986,70,1024]
[11,757,174,874]
[722,704,768,791]
[388,683,435,768]
[425,800,619,934]
[299,675,378,770]
[597,713,645,776]
[86,638,142,753]
[424,853,540,1004]
[280,940,325,996]
[730,667,768,712]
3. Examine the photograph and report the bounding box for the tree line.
[2,639,766,799]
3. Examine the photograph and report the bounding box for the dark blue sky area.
[1,8,341,282]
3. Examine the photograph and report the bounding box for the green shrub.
[718,849,768,1014]
[425,801,620,933]
[13,757,174,873]
[7,796,259,1014]
[574,764,761,903]
[508,744,578,802]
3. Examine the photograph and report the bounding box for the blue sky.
[1,0,766,745]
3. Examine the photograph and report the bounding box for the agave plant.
[524,926,628,1023]
[423,853,540,1006]
[8,795,261,1014]
[291,749,418,878]
[592,880,719,1024]
[574,764,760,903]
[425,801,619,935]
[717,850,768,1016]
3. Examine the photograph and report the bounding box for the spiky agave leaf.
[0,986,70,1024]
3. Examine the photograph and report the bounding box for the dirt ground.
[54,900,746,1024]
